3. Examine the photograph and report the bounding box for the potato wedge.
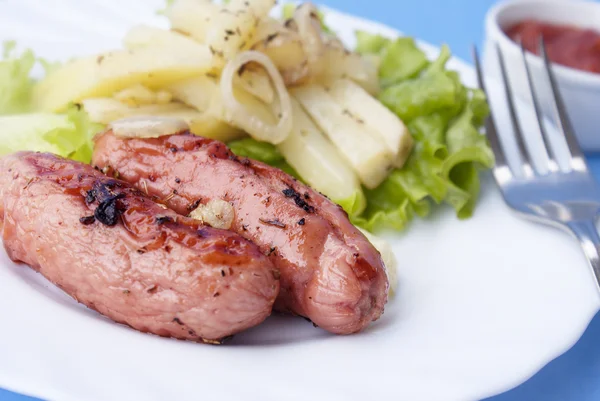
[167,76,219,112]
[292,85,394,189]
[328,79,413,168]
[165,0,257,62]
[113,84,172,106]
[277,99,364,213]
[123,25,209,54]
[228,0,276,17]
[33,46,214,112]
[164,0,220,43]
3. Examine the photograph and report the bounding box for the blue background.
[2,0,600,400]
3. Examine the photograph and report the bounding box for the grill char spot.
[282,188,315,213]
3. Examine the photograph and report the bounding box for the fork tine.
[472,45,513,186]
[539,37,584,162]
[519,41,559,172]
[495,43,534,175]
[472,45,512,181]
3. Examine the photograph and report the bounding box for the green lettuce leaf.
[352,32,494,232]
[355,32,430,87]
[0,105,103,162]
[0,113,69,155]
[353,167,432,232]
[0,41,37,115]
[43,105,104,162]
[379,38,429,87]
[228,137,283,164]
[423,44,451,75]
[378,72,459,121]
[441,89,495,218]
[0,41,61,115]
[378,45,465,122]
[0,41,101,163]
[355,31,389,54]
[408,113,449,159]
[336,189,367,220]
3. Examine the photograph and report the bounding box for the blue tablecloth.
[2,1,600,400]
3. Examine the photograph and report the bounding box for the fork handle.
[568,220,600,291]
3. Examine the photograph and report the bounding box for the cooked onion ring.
[220,50,293,144]
[293,3,326,77]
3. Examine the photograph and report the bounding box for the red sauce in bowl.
[505,20,600,74]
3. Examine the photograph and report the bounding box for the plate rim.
[0,2,598,401]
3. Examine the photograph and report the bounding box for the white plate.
[0,1,599,401]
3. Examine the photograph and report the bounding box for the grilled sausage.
[0,152,279,343]
[93,131,389,334]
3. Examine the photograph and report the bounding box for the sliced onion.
[251,18,310,86]
[315,36,381,95]
[189,199,235,230]
[220,50,293,144]
[293,3,326,77]
[110,116,189,139]
[235,68,275,104]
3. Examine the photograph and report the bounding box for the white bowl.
[483,0,600,151]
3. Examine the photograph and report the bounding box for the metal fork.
[473,40,600,291]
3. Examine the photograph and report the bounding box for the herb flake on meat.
[79,215,95,225]
[259,217,286,229]
[156,216,174,225]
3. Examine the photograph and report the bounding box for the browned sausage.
[0,152,279,343]
[93,131,388,334]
